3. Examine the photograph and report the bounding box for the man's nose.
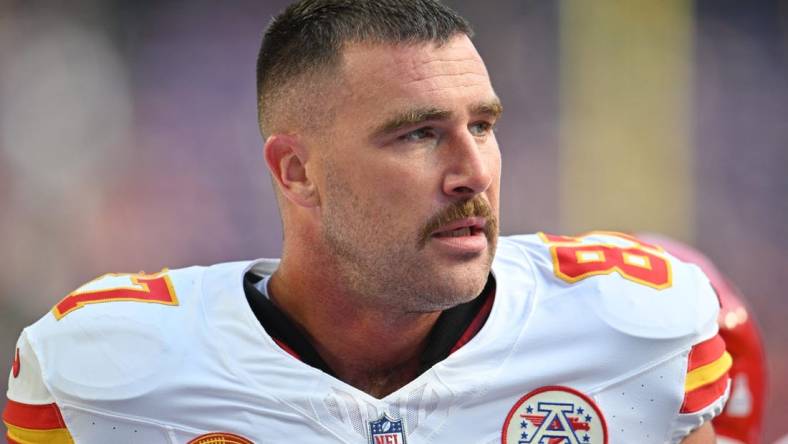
[441,132,494,197]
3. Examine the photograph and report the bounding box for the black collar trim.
[243,273,496,377]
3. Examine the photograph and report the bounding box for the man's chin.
[423,262,493,308]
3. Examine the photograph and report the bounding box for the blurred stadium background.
[1,0,786,441]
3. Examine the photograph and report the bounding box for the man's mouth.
[435,227,475,237]
[428,217,490,255]
[431,217,487,238]
[417,198,498,250]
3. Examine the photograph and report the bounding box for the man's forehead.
[311,35,497,141]
[340,35,490,89]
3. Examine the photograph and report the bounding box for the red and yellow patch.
[3,400,74,443]
[681,334,732,413]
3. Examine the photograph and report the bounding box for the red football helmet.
[638,234,767,444]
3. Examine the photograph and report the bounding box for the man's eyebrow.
[373,107,453,137]
[371,98,503,139]
[470,99,503,119]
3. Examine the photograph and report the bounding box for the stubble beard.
[321,195,499,314]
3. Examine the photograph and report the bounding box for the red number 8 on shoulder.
[540,232,673,290]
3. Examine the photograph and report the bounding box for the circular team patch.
[188,432,254,444]
[501,386,608,444]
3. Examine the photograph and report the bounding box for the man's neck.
[268,262,442,398]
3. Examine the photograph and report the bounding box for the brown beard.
[417,196,498,249]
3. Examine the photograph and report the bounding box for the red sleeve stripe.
[680,372,730,413]
[2,400,67,430]
[687,335,726,372]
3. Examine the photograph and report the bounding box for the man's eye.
[469,121,493,137]
[400,127,435,142]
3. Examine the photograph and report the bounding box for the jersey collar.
[243,273,496,377]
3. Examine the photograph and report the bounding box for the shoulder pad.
[504,232,720,340]
[23,265,212,401]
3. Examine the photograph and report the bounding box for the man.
[4,1,728,443]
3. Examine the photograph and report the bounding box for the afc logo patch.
[501,386,608,444]
[187,432,254,444]
[368,413,407,444]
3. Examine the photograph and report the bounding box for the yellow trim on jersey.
[684,350,733,392]
[4,421,74,444]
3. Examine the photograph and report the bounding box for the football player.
[638,234,767,444]
[4,1,730,443]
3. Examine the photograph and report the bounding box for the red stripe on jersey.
[687,335,726,372]
[680,372,730,413]
[12,348,20,378]
[273,338,302,361]
[450,293,495,354]
[2,400,67,430]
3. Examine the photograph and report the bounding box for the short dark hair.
[256,0,473,137]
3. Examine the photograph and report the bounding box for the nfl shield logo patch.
[368,413,407,444]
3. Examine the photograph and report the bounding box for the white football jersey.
[4,232,730,444]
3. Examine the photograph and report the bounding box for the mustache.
[417,197,498,249]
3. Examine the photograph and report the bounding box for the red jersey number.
[540,232,673,290]
[52,271,178,320]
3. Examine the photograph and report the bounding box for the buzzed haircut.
[256,0,473,137]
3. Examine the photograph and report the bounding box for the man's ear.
[264,134,320,208]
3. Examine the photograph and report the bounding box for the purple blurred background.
[1,0,786,441]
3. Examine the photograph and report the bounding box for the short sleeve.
[4,331,74,443]
[668,276,732,443]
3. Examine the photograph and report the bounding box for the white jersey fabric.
[6,233,729,443]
